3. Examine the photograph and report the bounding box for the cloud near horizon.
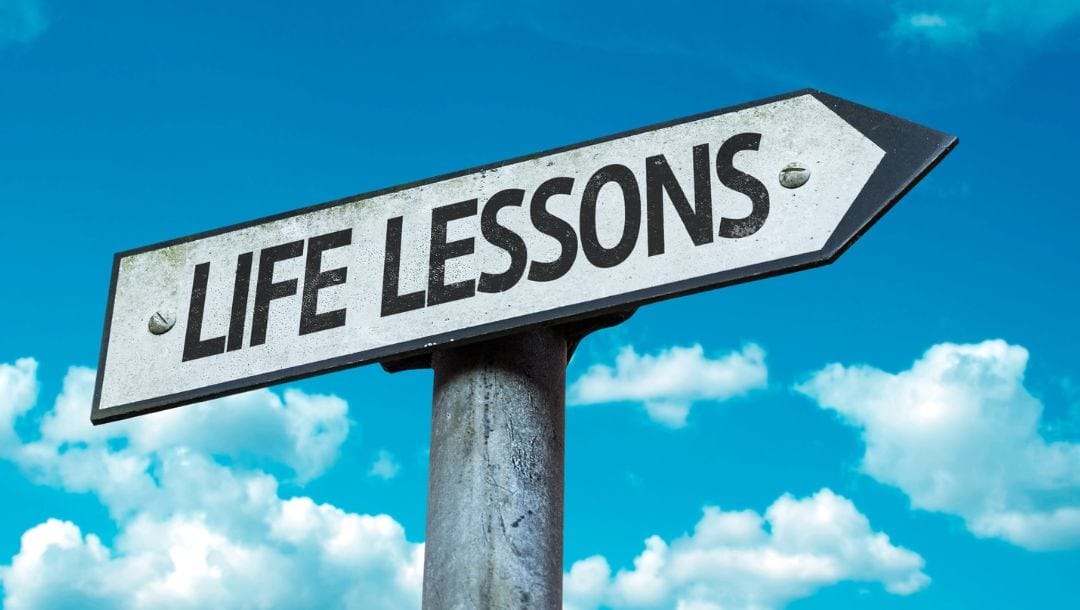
[564,488,929,610]
[569,343,767,428]
[798,340,1080,550]
[0,359,423,610]
[0,357,933,609]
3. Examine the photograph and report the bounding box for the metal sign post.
[403,311,629,609]
[425,328,567,608]
[90,89,955,610]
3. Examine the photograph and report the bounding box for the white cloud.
[1,357,937,610]
[889,1,1080,45]
[564,556,611,610]
[797,340,1080,550]
[569,344,767,428]
[0,360,422,609]
[369,449,401,480]
[30,366,350,485]
[3,507,423,610]
[0,0,47,45]
[563,489,929,610]
[0,358,37,445]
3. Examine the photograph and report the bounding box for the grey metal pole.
[423,327,566,610]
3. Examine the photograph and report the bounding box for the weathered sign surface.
[92,89,956,423]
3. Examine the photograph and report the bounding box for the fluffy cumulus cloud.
[569,344,767,428]
[0,357,935,609]
[0,359,422,609]
[35,368,350,486]
[888,1,1080,45]
[0,0,47,44]
[564,489,929,610]
[798,340,1080,550]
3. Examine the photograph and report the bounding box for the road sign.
[91,89,956,423]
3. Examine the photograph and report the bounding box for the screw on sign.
[91,90,956,609]
[147,310,176,335]
[779,162,811,189]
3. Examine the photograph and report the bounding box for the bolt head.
[779,163,811,189]
[148,310,176,335]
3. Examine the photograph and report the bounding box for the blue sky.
[1,1,1079,608]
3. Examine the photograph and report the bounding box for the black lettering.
[580,164,640,268]
[182,262,226,361]
[381,216,425,317]
[527,177,577,282]
[427,199,477,307]
[646,144,713,256]
[716,132,769,238]
[300,229,352,335]
[226,252,253,352]
[250,240,304,347]
[478,189,527,294]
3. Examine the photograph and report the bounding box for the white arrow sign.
[92,90,956,423]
